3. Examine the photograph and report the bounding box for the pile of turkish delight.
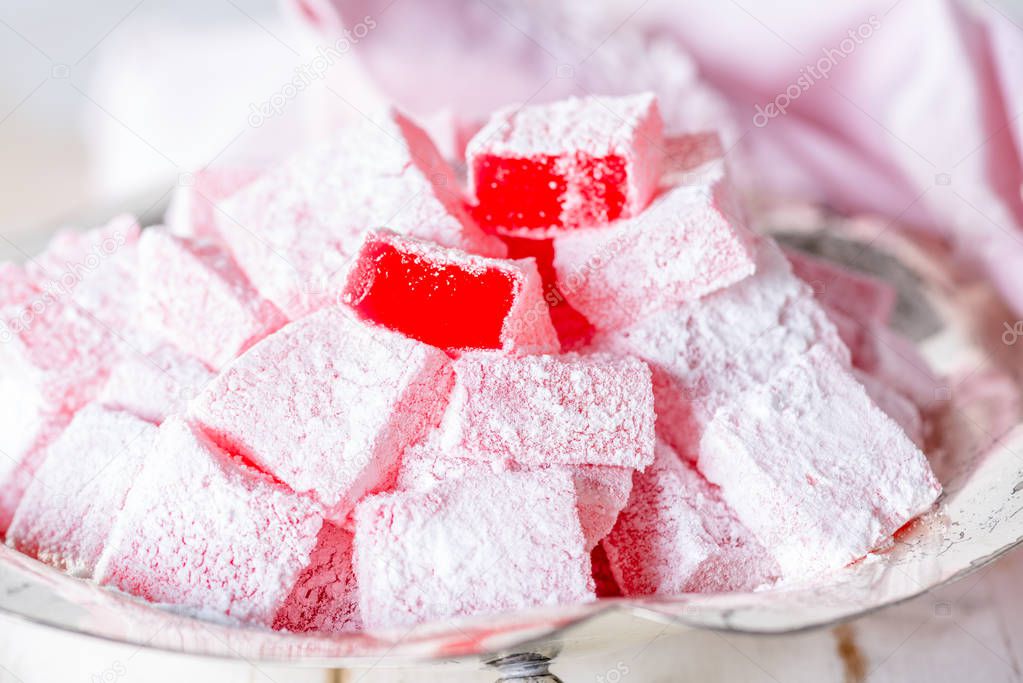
[0,93,941,633]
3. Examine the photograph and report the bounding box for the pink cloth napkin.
[292,0,1023,313]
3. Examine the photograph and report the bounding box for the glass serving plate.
[2,205,1022,678]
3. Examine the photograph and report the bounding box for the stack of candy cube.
[0,93,941,633]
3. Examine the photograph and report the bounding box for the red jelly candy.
[342,230,558,353]
[472,154,629,231]
[500,235,596,350]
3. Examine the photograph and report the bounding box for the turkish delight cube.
[438,352,654,468]
[468,93,663,234]
[6,405,157,577]
[188,306,453,517]
[603,440,778,595]
[553,132,756,329]
[94,417,324,625]
[273,522,361,634]
[593,238,848,460]
[699,346,941,578]
[342,230,558,353]
[783,247,897,325]
[138,229,286,368]
[98,345,214,424]
[353,470,594,629]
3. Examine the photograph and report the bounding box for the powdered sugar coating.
[852,319,943,411]
[273,522,361,634]
[94,417,324,626]
[396,435,632,550]
[571,465,634,549]
[594,238,848,460]
[0,412,69,536]
[218,109,505,319]
[25,214,142,333]
[467,94,662,233]
[603,441,779,594]
[98,345,214,424]
[854,369,925,448]
[784,248,897,325]
[823,305,941,413]
[439,352,655,468]
[471,94,659,159]
[188,307,453,518]
[1,290,117,420]
[0,262,39,308]
[553,133,756,330]
[699,346,941,579]
[7,405,157,577]
[0,216,145,417]
[166,166,264,243]
[138,229,286,369]
[354,469,594,629]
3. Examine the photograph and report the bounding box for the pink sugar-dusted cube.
[138,229,286,369]
[94,416,324,625]
[854,369,925,448]
[354,470,594,629]
[823,305,942,413]
[0,262,36,307]
[342,230,559,353]
[467,94,663,235]
[784,248,897,325]
[699,346,941,578]
[273,522,361,634]
[1,217,145,437]
[0,413,68,536]
[98,345,214,424]
[593,238,848,461]
[26,215,142,332]
[853,319,943,411]
[1,280,121,415]
[552,133,756,330]
[188,307,453,518]
[603,441,779,595]
[438,352,654,468]
[571,465,634,549]
[396,436,632,550]
[166,166,264,243]
[219,109,505,319]
[394,434,488,492]
[7,405,157,576]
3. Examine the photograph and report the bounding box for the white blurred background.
[0,0,306,256]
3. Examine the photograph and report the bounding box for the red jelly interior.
[472,153,628,232]
[501,235,595,350]
[345,240,516,350]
